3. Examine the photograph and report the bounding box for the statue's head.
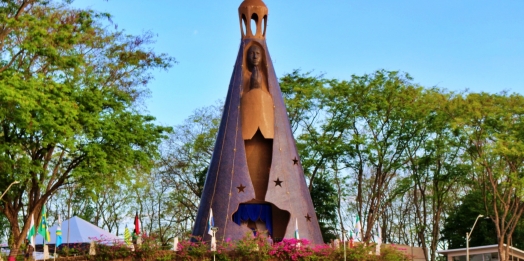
[247,45,262,67]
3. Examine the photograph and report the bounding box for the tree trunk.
[5,207,23,258]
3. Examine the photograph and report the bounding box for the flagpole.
[54,215,58,261]
[66,184,75,256]
[211,227,218,261]
[341,228,347,261]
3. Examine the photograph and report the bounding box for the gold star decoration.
[237,184,246,193]
[305,213,312,222]
[292,157,299,165]
[274,178,283,187]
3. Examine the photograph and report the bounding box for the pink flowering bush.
[175,236,210,260]
[59,231,410,261]
[309,243,338,260]
[268,238,314,261]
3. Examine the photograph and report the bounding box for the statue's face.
[248,45,262,66]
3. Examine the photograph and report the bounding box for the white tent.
[35,216,122,245]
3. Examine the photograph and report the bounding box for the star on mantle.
[305,213,312,222]
[237,184,246,193]
[292,157,299,165]
[274,178,283,187]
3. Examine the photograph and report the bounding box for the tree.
[309,171,338,242]
[455,92,524,261]
[93,182,133,235]
[325,70,427,242]
[133,170,180,246]
[391,88,469,261]
[0,1,173,256]
[155,103,222,236]
[280,70,342,241]
[441,190,497,248]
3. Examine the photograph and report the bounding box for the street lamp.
[466,214,484,261]
[0,181,20,200]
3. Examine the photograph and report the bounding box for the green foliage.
[0,213,8,242]
[345,244,376,261]
[58,245,84,257]
[150,102,222,240]
[95,244,132,261]
[49,232,411,261]
[155,252,174,261]
[310,177,338,242]
[441,190,496,248]
[452,92,524,254]
[441,189,524,249]
[233,231,271,261]
[0,0,174,254]
[280,70,340,242]
[379,245,411,261]
[176,236,211,260]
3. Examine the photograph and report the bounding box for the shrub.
[176,235,210,260]
[379,245,411,261]
[269,238,314,261]
[233,231,271,261]
[49,232,412,261]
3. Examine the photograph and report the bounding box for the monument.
[191,0,323,245]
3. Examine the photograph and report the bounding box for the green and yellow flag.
[37,205,51,242]
[124,225,131,245]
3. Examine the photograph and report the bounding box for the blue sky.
[72,0,524,127]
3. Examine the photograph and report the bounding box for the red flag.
[134,211,141,235]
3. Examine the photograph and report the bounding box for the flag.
[124,225,131,245]
[27,214,36,248]
[354,215,362,241]
[37,205,51,242]
[294,218,299,240]
[207,208,214,236]
[134,211,141,235]
[56,215,62,247]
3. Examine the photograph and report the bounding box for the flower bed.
[53,232,411,261]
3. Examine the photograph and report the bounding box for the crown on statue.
[238,0,268,39]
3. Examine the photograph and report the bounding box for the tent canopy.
[35,216,121,245]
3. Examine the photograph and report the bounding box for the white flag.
[294,218,299,240]
[27,214,36,248]
[173,237,178,251]
[354,215,362,241]
[207,208,214,236]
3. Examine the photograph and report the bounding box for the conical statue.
[192,0,323,245]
